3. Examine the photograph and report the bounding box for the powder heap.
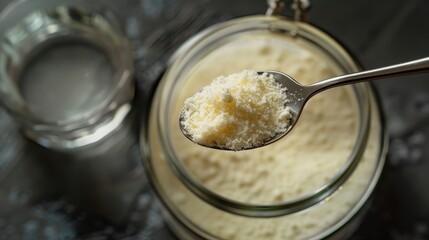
[180,70,292,150]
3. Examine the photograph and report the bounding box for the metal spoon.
[180,57,429,151]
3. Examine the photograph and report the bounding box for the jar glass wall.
[142,16,387,239]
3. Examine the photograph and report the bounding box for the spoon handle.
[309,57,429,95]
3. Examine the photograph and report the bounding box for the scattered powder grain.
[181,70,291,150]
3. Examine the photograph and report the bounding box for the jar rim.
[156,15,372,218]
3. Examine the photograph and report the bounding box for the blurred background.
[0,0,428,239]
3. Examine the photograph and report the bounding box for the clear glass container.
[141,15,387,239]
[0,0,134,149]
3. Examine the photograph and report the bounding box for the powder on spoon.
[180,70,292,150]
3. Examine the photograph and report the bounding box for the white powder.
[181,70,291,150]
[149,33,382,239]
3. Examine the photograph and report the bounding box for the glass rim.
[157,15,372,218]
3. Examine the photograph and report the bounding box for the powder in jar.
[180,70,292,150]
[150,32,381,240]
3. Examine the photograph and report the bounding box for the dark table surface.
[0,0,429,239]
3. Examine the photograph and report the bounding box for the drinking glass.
[0,0,134,149]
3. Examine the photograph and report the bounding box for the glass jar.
[141,13,387,240]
